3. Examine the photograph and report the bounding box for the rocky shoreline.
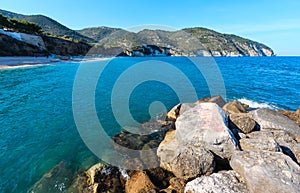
[30,96,300,193]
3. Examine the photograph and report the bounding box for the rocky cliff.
[0,34,47,56]
[106,28,275,57]
[42,35,91,56]
[0,32,91,56]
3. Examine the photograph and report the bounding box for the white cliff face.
[261,48,274,56]
[20,33,46,50]
[0,29,46,50]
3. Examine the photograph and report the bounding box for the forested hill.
[0,9,275,56]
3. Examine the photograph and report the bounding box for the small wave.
[237,98,278,110]
[0,63,51,70]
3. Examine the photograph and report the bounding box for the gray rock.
[239,137,281,152]
[223,101,247,115]
[157,130,215,180]
[248,108,300,140]
[180,103,198,117]
[196,95,226,108]
[184,170,249,193]
[176,103,238,159]
[230,150,300,193]
[245,129,300,164]
[167,96,226,122]
[229,114,257,134]
[247,129,295,144]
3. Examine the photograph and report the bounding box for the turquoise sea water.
[0,57,299,192]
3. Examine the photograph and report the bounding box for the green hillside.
[0,9,92,42]
[0,9,275,56]
[77,26,125,42]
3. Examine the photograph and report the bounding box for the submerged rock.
[230,150,300,193]
[28,161,74,193]
[113,119,173,150]
[81,163,126,193]
[184,170,248,193]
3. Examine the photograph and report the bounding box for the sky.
[1,0,300,56]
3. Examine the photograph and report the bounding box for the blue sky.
[1,0,300,55]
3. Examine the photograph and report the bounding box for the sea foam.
[238,98,278,110]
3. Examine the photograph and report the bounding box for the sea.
[0,56,299,193]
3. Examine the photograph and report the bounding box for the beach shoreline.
[0,56,58,69]
[0,56,112,69]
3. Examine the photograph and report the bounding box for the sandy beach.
[0,56,112,69]
[0,56,59,69]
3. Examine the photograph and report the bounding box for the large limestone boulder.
[157,130,215,180]
[230,150,300,193]
[244,129,300,164]
[223,101,247,115]
[176,103,238,159]
[239,137,281,152]
[125,171,156,193]
[184,170,249,193]
[167,96,226,122]
[248,108,300,141]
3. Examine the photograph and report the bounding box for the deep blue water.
[0,57,299,192]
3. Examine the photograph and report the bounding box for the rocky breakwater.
[65,96,300,193]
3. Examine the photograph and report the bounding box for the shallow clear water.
[0,57,299,192]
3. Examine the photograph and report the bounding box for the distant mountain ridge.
[0,9,275,56]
